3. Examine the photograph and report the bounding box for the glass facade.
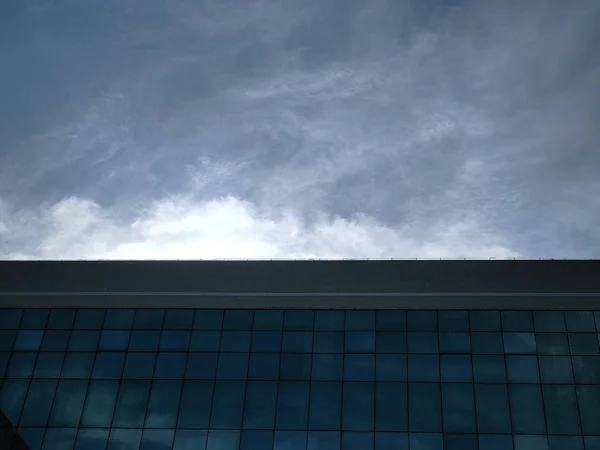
[1,308,599,449]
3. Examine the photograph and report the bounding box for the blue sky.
[1,0,599,258]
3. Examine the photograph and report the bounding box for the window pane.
[513,435,549,450]
[248,353,279,380]
[439,332,470,353]
[440,355,473,382]
[342,432,374,450]
[240,430,274,450]
[145,380,183,428]
[133,309,164,329]
[92,352,125,379]
[376,383,407,432]
[0,309,22,329]
[506,356,539,383]
[509,384,546,434]
[376,310,406,331]
[548,436,583,450]
[123,352,156,379]
[408,354,439,382]
[69,330,101,351]
[0,379,29,425]
[74,310,105,329]
[75,428,110,450]
[409,433,443,450]
[220,331,251,352]
[0,330,16,350]
[309,382,342,430]
[284,311,314,330]
[80,380,119,427]
[178,381,213,428]
[61,352,95,378]
[344,354,375,381]
[6,352,37,378]
[504,333,536,354]
[276,381,310,430]
[244,381,277,429]
[108,429,142,450]
[14,330,44,350]
[154,352,187,379]
[173,430,208,450]
[159,330,191,351]
[572,355,600,383]
[283,331,313,353]
[47,310,76,329]
[345,331,375,353]
[140,430,175,450]
[569,333,599,355]
[206,431,240,450]
[21,309,49,329]
[307,431,340,450]
[112,380,152,427]
[537,333,569,355]
[223,310,254,330]
[346,311,375,330]
[442,383,476,433]
[502,311,533,331]
[376,354,407,381]
[375,432,408,450]
[211,381,246,429]
[41,330,71,351]
[103,309,135,329]
[217,353,249,379]
[376,332,406,353]
[0,352,9,378]
[533,311,566,332]
[538,355,574,383]
[48,380,88,427]
[129,330,161,351]
[478,435,514,450]
[439,311,468,331]
[280,353,312,380]
[314,332,344,353]
[194,310,223,330]
[565,311,596,332]
[471,332,504,354]
[253,310,284,330]
[407,311,437,331]
[408,383,441,432]
[98,330,130,351]
[42,428,78,450]
[164,309,194,329]
[20,379,58,426]
[407,332,438,353]
[252,331,282,352]
[315,311,344,331]
[543,385,581,434]
[185,353,218,379]
[312,354,343,381]
[475,384,511,434]
[444,434,479,450]
[470,311,501,331]
[274,431,307,450]
[17,428,46,449]
[190,330,221,352]
[577,385,600,435]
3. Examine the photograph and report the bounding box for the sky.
[1,0,599,259]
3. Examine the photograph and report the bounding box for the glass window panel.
[41,330,71,351]
[206,430,240,450]
[163,309,194,329]
[442,383,476,433]
[48,380,88,427]
[346,311,375,330]
[69,330,101,351]
[345,331,375,353]
[133,309,165,329]
[566,311,596,332]
[342,432,374,450]
[444,434,479,450]
[344,354,375,381]
[128,330,160,351]
[314,332,344,353]
[276,381,310,430]
[472,332,504,354]
[0,352,9,378]
[407,354,439,382]
[312,354,343,381]
[0,379,29,425]
[47,310,76,329]
[74,428,110,450]
[280,353,312,380]
[407,332,438,353]
[34,352,65,378]
[576,386,600,435]
[243,381,277,429]
[74,310,105,329]
[284,311,314,330]
[16,428,46,449]
[410,433,443,450]
[14,330,44,350]
[193,310,223,330]
[307,431,340,450]
[537,333,569,355]
[61,352,95,378]
[6,352,37,378]
[572,356,600,384]
[217,353,249,379]
[376,354,407,381]
[309,381,342,430]
[513,435,549,450]
[80,380,119,427]
[220,330,251,352]
[92,352,125,379]
[478,435,514,450]
[240,430,274,450]
[343,382,374,431]
[99,330,130,351]
[185,352,218,379]
[251,331,282,352]
[0,330,16,351]
[211,380,246,429]
[190,330,221,352]
[248,353,280,380]
[440,355,473,382]
[475,384,511,434]
[509,384,546,434]
[223,310,254,330]
[123,352,156,379]
[439,332,471,353]
[376,382,407,432]
[407,311,437,331]
[376,310,406,331]
[21,309,49,329]
[548,436,583,450]
[283,331,313,352]
[112,380,152,428]
[376,332,406,353]
[504,332,536,354]
[107,429,142,450]
[140,429,175,450]
[178,380,213,428]
[585,437,600,450]
[539,355,574,383]
[375,432,408,450]
[103,309,135,329]
[253,310,284,330]
[274,431,307,450]
[569,333,599,355]
[154,352,187,379]
[20,379,58,426]
[469,311,501,331]
[145,380,182,428]
[42,428,78,450]
[315,311,344,331]
[0,309,22,329]
[439,311,469,331]
[534,311,566,332]
[173,430,208,450]
[408,383,442,432]
[506,356,539,383]
[159,330,191,351]
[502,311,533,331]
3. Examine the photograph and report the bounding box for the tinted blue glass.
[140,429,175,450]
[173,430,208,450]
[48,380,88,427]
[504,333,536,354]
[244,381,277,429]
[343,432,374,450]
[513,435,549,450]
[475,384,511,433]
[470,311,501,331]
[185,352,217,379]
[6,352,37,378]
[129,330,161,351]
[502,311,533,331]
[190,330,221,351]
[572,356,600,383]
[307,431,340,450]
[284,311,314,330]
[47,310,76,329]
[61,352,95,378]
[155,352,186,379]
[274,431,307,450]
[14,330,44,350]
[0,352,9,377]
[0,379,29,425]
[509,384,546,434]
[533,311,566,332]
[537,333,569,355]
[0,330,16,350]
[569,333,599,355]
[346,311,375,330]
[309,382,342,430]
[585,437,600,450]
[211,381,246,429]
[343,382,374,431]
[80,380,119,427]
[18,428,46,449]
[410,433,443,450]
[252,331,282,352]
[539,355,574,383]
[20,309,49,329]
[441,355,473,381]
[376,332,406,353]
[407,332,438,353]
[442,383,476,432]
[440,332,471,353]
[281,353,312,380]
[193,310,223,330]
[409,383,441,432]
[376,310,406,331]
[375,432,408,450]
[160,330,191,351]
[123,352,156,379]
[315,311,345,330]
[314,332,344,353]
[548,436,584,450]
[206,431,240,450]
[345,331,375,352]
[478,435,514,450]
[20,379,58,426]
[439,311,469,331]
[112,380,152,427]
[220,331,251,352]
[345,354,375,381]
[163,309,194,329]
[566,311,596,332]
[75,429,110,450]
[223,310,254,330]
[277,381,310,429]
[376,354,407,381]
[376,382,407,432]
[312,354,343,380]
[248,353,280,380]
[178,381,213,428]
[407,311,437,331]
[578,386,600,434]
[0,309,22,329]
[108,429,142,450]
[444,434,478,450]
[74,309,106,329]
[92,352,125,378]
[34,352,65,378]
[41,330,71,351]
[145,380,182,428]
[240,430,274,450]
[134,309,165,329]
[283,331,313,352]
[217,353,249,379]
[99,330,130,350]
[253,310,284,330]
[69,330,100,351]
[506,356,539,383]
[408,354,439,382]
[103,309,135,329]
[471,332,504,354]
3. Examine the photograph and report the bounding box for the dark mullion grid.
[499,310,514,448]
[467,310,482,449]
[204,310,225,450]
[239,310,256,449]
[5,307,27,450]
[436,311,445,440]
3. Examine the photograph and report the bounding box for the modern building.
[1,259,599,450]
